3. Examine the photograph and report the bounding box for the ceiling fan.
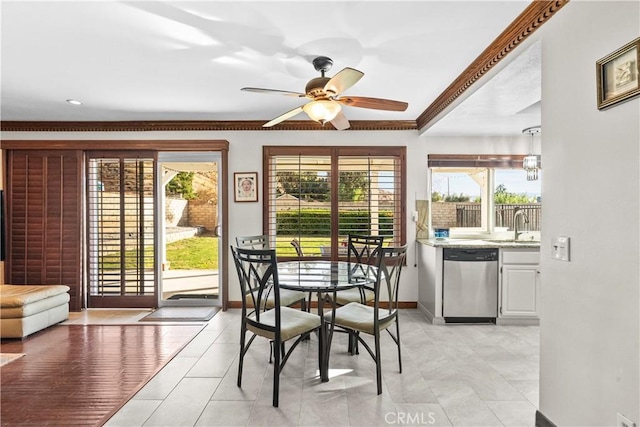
[241,56,408,130]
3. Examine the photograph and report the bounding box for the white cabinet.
[499,249,540,322]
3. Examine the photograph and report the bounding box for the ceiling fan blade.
[263,105,305,128]
[336,96,408,111]
[241,87,305,97]
[324,67,364,96]
[330,110,350,131]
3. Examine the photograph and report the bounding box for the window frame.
[263,146,407,259]
[428,154,541,239]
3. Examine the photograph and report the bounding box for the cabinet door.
[501,265,539,317]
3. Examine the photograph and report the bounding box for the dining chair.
[235,235,307,311]
[290,238,314,311]
[326,244,408,395]
[231,246,321,407]
[290,238,303,256]
[235,234,269,250]
[334,234,385,306]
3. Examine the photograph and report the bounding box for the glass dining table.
[277,260,378,382]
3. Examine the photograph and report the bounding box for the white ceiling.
[0,1,540,135]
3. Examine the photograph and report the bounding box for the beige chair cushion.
[247,306,321,341]
[334,287,374,306]
[245,288,306,309]
[1,293,70,318]
[1,304,69,338]
[0,285,70,338]
[0,284,70,308]
[326,302,395,335]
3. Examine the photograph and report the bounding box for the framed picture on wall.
[597,37,640,110]
[234,172,258,202]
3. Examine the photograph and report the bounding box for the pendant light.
[522,126,541,181]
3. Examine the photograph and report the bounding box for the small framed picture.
[597,37,640,110]
[234,172,258,202]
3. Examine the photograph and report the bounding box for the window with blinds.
[264,147,406,258]
[87,154,156,307]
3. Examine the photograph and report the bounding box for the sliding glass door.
[157,152,222,307]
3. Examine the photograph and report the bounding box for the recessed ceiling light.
[66,99,82,105]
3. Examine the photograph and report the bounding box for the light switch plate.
[552,236,570,261]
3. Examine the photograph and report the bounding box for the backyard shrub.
[276,208,394,236]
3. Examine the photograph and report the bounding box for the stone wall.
[165,197,189,227]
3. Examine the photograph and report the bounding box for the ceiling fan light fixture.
[243,56,406,129]
[303,100,341,125]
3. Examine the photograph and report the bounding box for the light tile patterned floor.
[101,309,539,426]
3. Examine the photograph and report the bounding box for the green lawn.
[166,236,219,269]
[104,235,332,271]
[274,237,331,256]
[167,236,331,268]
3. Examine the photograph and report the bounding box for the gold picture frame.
[597,37,640,110]
[234,172,258,202]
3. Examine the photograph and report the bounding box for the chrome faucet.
[513,208,530,241]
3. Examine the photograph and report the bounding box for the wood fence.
[455,203,541,230]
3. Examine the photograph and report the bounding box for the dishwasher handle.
[443,248,498,262]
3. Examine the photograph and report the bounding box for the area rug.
[0,324,204,426]
[0,353,25,367]
[139,306,220,322]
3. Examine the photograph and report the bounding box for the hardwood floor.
[0,324,204,426]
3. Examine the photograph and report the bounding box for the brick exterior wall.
[97,192,155,233]
[431,202,458,228]
[188,203,217,231]
[99,194,217,232]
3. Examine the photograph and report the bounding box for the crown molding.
[0,120,418,132]
[0,139,230,151]
[416,0,569,130]
[1,1,567,134]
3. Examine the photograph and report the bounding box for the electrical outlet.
[617,412,636,427]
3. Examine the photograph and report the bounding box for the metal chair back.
[235,234,269,249]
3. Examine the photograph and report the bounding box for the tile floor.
[88,309,539,426]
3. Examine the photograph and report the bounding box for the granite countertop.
[417,238,540,249]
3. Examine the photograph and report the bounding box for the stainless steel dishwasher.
[442,248,498,322]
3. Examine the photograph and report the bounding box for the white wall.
[422,134,537,156]
[0,129,428,303]
[539,2,640,425]
[1,129,537,303]
[224,130,428,302]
